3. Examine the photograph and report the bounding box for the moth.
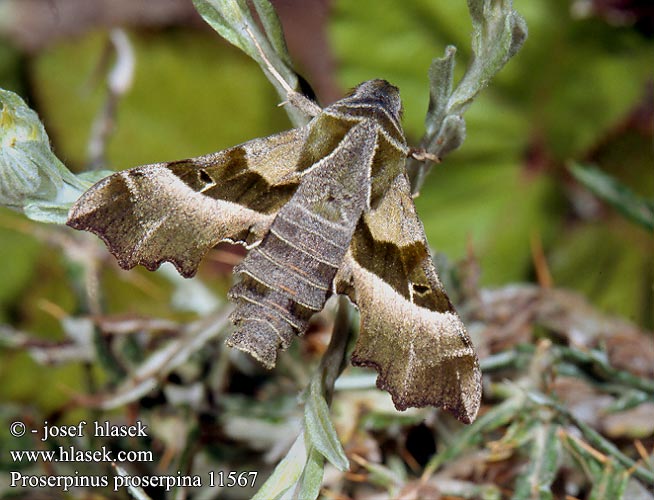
[67,80,481,423]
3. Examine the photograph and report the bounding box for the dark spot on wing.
[412,283,430,295]
[199,169,213,184]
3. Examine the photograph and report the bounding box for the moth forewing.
[67,128,309,277]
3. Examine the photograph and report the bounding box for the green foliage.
[569,162,654,231]
[512,423,559,500]
[0,89,108,223]
[411,0,527,188]
[304,376,349,471]
[250,433,308,499]
[0,218,40,319]
[192,0,309,127]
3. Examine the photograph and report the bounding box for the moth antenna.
[243,24,321,117]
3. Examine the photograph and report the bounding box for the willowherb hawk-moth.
[67,80,481,423]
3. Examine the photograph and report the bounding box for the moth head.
[348,79,403,122]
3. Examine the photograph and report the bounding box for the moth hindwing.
[67,79,481,423]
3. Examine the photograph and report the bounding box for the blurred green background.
[0,0,652,424]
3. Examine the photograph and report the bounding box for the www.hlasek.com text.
[10,445,152,463]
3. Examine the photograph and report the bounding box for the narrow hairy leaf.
[563,433,631,500]
[539,395,654,485]
[450,0,528,114]
[424,394,524,476]
[304,377,349,471]
[410,47,464,191]
[294,446,325,500]
[588,461,630,500]
[251,0,293,67]
[252,433,307,500]
[425,46,456,137]
[354,458,403,491]
[569,162,654,231]
[512,424,559,500]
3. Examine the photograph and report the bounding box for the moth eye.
[198,169,213,184]
[412,283,430,295]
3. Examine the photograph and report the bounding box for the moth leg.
[242,24,321,118]
[408,147,440,163]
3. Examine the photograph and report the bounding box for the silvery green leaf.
[304,377,349,471]
[355,458,404,491]
[1,92,60,205]
[594,464,630,499]
[425,114,466,161]
[251,0,293,67]
[411,114,466,193]
[253,377,348,500]
[450,0,527,114]
[191,0,308,126]
[425,46,456,137]
[252,432,307,500]
[408,0,527,193]
[0,88,110,223]
[293,447,324,500]
[192,0,259,60]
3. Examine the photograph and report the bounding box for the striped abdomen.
[226,121,379,368]
[228,199,356,368]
